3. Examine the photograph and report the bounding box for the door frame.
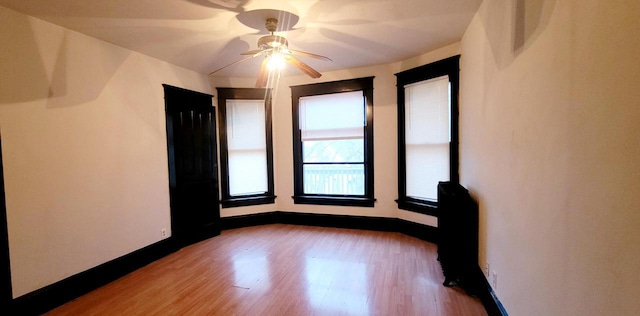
[163,84,220,248]
[0,135,13,309]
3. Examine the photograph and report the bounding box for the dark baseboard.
[10,237,178,316]
[221,211,438,244]
[220,211,280,230]
[473,265,509,316]
[172,223,221,250]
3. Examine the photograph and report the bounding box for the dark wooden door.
[0,136,11,309]
[163,85,220,247]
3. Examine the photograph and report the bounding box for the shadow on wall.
[185,0,251,13]
[44,32,131,109]
[467,189,487,267]
[190,36,253,76]
[0,8,130,108]
[480,0,558,69]
[0,11,50,104]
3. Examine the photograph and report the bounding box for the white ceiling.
[0,0,482,78]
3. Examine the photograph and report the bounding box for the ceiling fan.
[209,17,332,88]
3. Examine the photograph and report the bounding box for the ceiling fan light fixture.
[267,52,286,71]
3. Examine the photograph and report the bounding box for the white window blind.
[404,75,450,200]
[226,99,268,196]
[299,91,365,141]
[298,90,366,195]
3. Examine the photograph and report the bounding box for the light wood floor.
[46,224,487,315]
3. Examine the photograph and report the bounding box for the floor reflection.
[232,251,271,290]
[304,256,370,315]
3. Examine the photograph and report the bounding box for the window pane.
[406,144,449,200]
[405,75,450,200]
[303,139,364,163]
[226,99,268,196]
[229,150,268,195]
[303,164,364,195]
[299,91,364,141]
[405,75,450,145]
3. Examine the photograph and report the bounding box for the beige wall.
[460,0,640,314]
[0,6,212,297]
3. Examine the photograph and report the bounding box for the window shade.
[404,75,450,200]
[226,99,268,196]
[299,91,365,141]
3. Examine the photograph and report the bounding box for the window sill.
[221,195,276,208]
[293,195,375,207]
[396,198,438,216]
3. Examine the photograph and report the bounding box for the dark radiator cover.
[437,181,479,295]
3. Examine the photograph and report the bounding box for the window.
[396,56,460,215]
[217,88,275,207]
[291,77,375,207]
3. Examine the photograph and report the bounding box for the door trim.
[0,135,12,310]
[162,84,220,248]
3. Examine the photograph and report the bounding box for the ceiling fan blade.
[209,55,254,75]
[285,56,322,79]
[286,49,332,62]
[255,58,269,88]
[241,49,270,57]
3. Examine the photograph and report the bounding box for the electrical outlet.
[161,228,167,238]
[491,270,498,290]
[485,262,490,277]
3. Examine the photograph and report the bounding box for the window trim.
[217,87,276,208]
[291,77,375,207]
[395,56,460,216]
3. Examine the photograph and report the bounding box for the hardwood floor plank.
[46,224,486,315]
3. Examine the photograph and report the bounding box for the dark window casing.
[291,77,375,207]
[217,88,276,208]
[395,56,460,216]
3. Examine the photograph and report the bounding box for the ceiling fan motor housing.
[265,17,279,32]
[258,35,288,49]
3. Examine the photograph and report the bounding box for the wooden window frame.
[217,88,276,208]
[395,56,460,216]
[291,77,375,207]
